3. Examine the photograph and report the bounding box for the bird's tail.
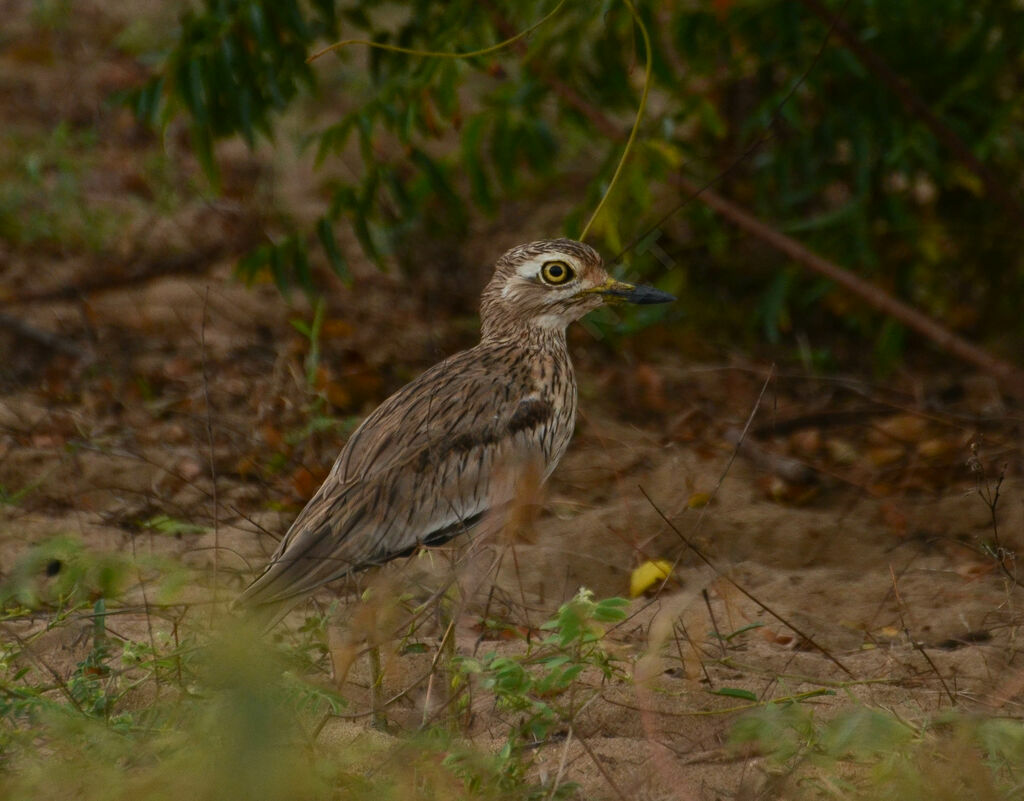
[229,593,299,633]
[231,564,313,632]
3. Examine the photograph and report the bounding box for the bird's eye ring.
[540,260,575,285]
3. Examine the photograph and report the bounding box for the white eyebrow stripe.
[515,259,542,278]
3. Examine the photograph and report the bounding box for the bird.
[236,238,674,626]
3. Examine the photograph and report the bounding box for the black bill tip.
[603,283,676,305]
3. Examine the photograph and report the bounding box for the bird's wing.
[236,344,566,611]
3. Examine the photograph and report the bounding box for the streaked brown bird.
[237,238,674,624]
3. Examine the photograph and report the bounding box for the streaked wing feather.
[236,344,562,610]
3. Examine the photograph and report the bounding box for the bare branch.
[675,174,1024,401]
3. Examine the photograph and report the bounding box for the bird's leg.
[439,584,459,724]
[326,628,387,729]
[326,624,358,686]
[366,643,386,730]
[359,577,401,730]
[325,587,390,730]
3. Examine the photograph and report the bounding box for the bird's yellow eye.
[540,260,575,285]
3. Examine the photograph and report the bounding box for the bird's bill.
[586,278,676,305]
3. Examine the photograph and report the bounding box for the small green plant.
[0,535,129,610]
[454,589,628,744]
[141,515,209,536]
[0,123,118,252]
[731,703,1024,799]
[290,296,328,392]
[0,484,33,507]
[0,534,192,612]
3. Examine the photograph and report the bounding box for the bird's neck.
[480,318,569,350]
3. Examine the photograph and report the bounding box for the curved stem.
[578,0,651,243]
[308,0,567,63]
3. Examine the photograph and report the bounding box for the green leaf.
[316,217,350,283]
[142,515,208,536]
[710,687,758,702]
[719,622,766,641]
[237,244,272,284]
[592,597,629,622]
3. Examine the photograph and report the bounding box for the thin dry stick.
[200,287,220,615]
[888,564,956,707]
[575,732,631,801]
[0,312,86,358]
[913,632,956,708]
[702,589,727,658]
[971,450,1019,586]
[421,617,456,727]
[129,531,161,699]
[308,0,568,62]
[0,245,237,307]
[546,726,574,801]
[675,620,712,685]
[796,0,1024,225]
[610,369,776,633]
[675,174,1024,401]
[639,486,854,679]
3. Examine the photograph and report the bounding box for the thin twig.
[0,245,235,307]
[702,589,726,658]
[308,0,568,63]
[545,726,574,801]
[639,487,854,678]
[576,732,631,801]
[674,620,712,685]
[0,312,86,358]
[888,564,956,707]
[675,174,1024,401]
[200,287,220,616]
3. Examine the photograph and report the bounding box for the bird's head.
[479,238,675,340]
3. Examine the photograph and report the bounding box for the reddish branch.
[0,311,86,358]
[487,5,1024,400]
[675,174,1024,400]
[1,244,235,307]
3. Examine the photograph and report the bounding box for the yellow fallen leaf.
[867,446,904,467]
[687,492,711,509]
[916,438,951,459]
[630,559,674,598]
[825,438,859,465]
[875,414,928,441]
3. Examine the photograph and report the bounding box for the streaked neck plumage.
[479,311,570,349]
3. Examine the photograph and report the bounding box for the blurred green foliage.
[128,0,1024,357]
[0,618,545,801]
[0,123,116,252]
[732,702,1024,798]
[0,573,618,800]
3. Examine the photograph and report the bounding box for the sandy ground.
[3,257,1023,798]
[2,4,1024,799]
